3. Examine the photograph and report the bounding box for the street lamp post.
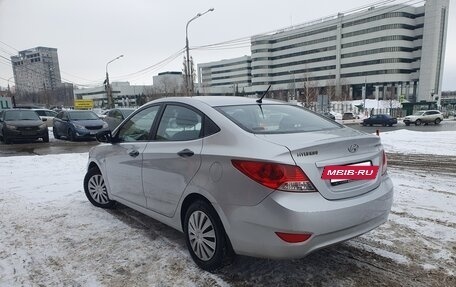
[185,8,214,96]
[105,55,124,109]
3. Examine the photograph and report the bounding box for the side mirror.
[42,118,48,122]
[96,130,114,143]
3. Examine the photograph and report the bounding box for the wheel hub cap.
[188,210,216,261]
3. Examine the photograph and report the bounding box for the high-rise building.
[11,47,62,94]
[198,0,449,103]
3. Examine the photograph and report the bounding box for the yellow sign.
[74,99,94,109]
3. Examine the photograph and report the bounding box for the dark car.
[103,108,135,131]
[362,114,397,127]
[342,112,358,120]
[0,109,49,144]
[53,110,109,141]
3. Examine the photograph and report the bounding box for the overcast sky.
[0,0,455,90]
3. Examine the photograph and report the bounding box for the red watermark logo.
[322,165,379,180]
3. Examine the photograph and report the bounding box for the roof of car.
[149,96,286,107]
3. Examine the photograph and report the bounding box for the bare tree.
[300,73,318,107]
[324,78,337,102]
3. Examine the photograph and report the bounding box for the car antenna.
[256,85,271,104]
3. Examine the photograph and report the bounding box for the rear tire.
[184,200,234,272]
[84,167,115,208]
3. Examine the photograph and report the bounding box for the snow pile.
[379,130,456,156]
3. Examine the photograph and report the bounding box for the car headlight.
[73,124,86,130]
[102,122,108,129]
[39,123,47,129]
[5,124,17,130]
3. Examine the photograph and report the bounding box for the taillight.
[381,150,388,175]
[231,160,316,192]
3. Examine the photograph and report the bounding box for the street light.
[185,8,214,96]
[105,55,124,108]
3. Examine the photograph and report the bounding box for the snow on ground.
[379,129,456,156]
[0,131,455,286]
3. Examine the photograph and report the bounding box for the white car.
[403,110,443,126]
[32,109,59,127]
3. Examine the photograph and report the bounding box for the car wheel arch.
[180,193,214,230]
[87,161,101,172]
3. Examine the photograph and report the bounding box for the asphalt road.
[1,119,455,157]
[348,118,456,133]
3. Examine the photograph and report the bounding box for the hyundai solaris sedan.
[84,96,393,271]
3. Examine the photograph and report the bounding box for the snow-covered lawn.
[0,130,455,286]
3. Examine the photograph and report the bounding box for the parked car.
[342,112,358,120]
[53,110,109,141]
[0,109,49,143]
[403,110,443,126]
[103,108,135,131]
[319,111,336,120]
[362,114,397,127]
[84,96,393,271]
[32,109,59,127]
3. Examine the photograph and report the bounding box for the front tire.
[435,118,441,124]
[53,128,61,139]
[415,119,422,126]
[68,129,75,141]
[3,131,11,144]
[184,200,233,272]
[43,133,49,143]
[84,167,115,208]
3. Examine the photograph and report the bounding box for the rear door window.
[217,104,341,134]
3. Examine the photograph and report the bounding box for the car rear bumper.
[219,176,393,259]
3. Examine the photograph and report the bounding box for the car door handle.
[128,150,140,157]
[177,149,194,158]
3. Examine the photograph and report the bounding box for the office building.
[198,0,449,103]
[197,56,252,95]
[11,47,62,94]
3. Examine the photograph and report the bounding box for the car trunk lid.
[256,127,384,200]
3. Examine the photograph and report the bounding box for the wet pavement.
[1,119,455,157]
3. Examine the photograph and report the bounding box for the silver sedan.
[84,96,393,271]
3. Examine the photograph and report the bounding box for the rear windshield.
[216,104,341,134]
[5,110,40,121]
[68,111,99,120]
